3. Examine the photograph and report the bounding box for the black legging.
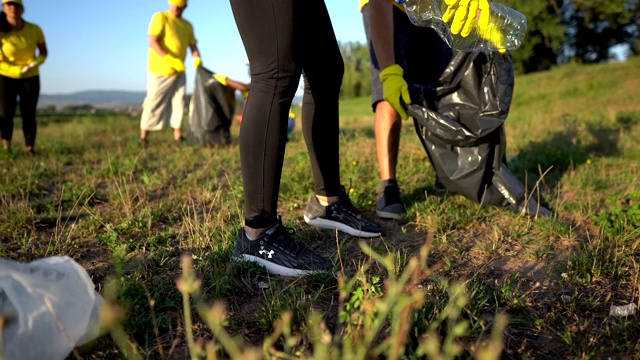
[230,0,344,228]
[0,74,40,148]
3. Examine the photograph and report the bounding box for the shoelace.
[267,218,307,256]
[336,189,365,220]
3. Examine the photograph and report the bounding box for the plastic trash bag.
[0,256,103,360]
[187,66,237,147]
[409,51,551,216]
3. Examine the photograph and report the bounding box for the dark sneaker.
[232,218,331,277]
[507,198,553,218]
[376,184,407,220]
[304,187,383,238]
[138,138,147,148]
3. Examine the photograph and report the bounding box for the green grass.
[1,56,640,359]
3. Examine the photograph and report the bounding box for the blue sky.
[23,0,368,95]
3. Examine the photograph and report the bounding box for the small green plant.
[591,191,640,238]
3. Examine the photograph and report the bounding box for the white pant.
[140,72,186,131]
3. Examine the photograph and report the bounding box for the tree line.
[339,0,640,99]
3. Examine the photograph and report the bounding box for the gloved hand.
[442,0,490,37]
[21,55,46,74]
[193,57,202,69]
[241,89,249,101]
[379,64,410,120]
[164,54,185,72]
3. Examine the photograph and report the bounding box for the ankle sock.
[381,179,398,189]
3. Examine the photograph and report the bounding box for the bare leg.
[173,127,182,141]
[375,101,401,181]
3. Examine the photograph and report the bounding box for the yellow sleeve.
[148,13,164,36]
[212,73,228,86]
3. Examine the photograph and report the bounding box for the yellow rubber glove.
[193,57,202,69]
[379,64,411,120]
[164,54,185,72]
[212,73,228,86]
[241,89,250,101]
[442,0,490,36]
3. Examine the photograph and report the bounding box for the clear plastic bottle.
[397,0,527,52]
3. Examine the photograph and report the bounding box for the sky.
[22,0,368,95]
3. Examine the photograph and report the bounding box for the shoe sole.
[376,209,406,220]
[304,215,381,238]
[233,255,324,277]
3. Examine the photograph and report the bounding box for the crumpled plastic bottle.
[396,0,527,52]
[0,256,104,360]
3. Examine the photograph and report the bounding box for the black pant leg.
[18,76,40,148]
[0,75,18,143]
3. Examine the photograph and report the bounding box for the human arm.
[369,0,411,119]
[190,44,202,68]
[226,78,250,93]
[20,34,48,74]
[212,73,250,92]
[149,33,185,72]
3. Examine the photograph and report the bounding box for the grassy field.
[1,56,639,359]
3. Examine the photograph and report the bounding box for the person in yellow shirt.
[139,0,201,147]
[0,0,47,156]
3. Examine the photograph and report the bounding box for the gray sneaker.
[304,187,383,238]
[376,184,407,220]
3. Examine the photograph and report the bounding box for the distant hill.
[39,90,146,110]
[39,89,305,110]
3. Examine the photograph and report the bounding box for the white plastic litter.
[0,256,104,360]
[609,303,638,317]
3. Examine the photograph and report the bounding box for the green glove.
[193,57,202,69]
[379,64,410,120]
[164,54,185,72]
[442,0,490,37]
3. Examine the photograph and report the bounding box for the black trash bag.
[409,51,550,216]
[187,66,237,147]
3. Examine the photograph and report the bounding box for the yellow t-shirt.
[147,11,197,76]
[0,21,45,78]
